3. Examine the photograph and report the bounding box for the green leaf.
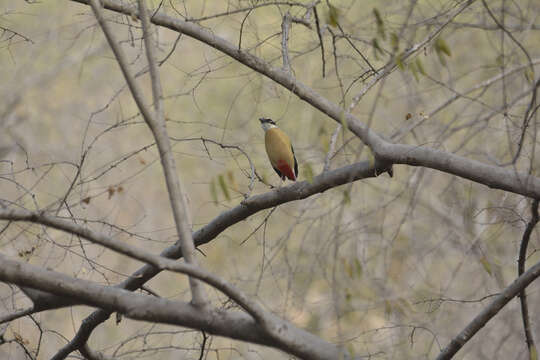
[218,174,230,202]
[531,345,538,360]
[525,68,535,84]
[435,37,452,57]
[372,38,383,60]
[373,8,385,40]
[354,258,363,278]
[390,32,399,51]
[479,256,493,276]
[327,2,340,28]
[303,162,314,184]
[227,170,237,191]
[415,57,426,76]
[210,178,218,204]
[343,189,351,205]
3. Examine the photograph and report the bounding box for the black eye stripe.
[259,118,276,125]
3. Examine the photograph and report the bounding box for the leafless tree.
[1,0,540,359]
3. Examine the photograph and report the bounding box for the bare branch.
[0,254,346,360]
[517,199,539,359]
[281,12,292,73]
[90,0,207,307]
[2,158,389,359]
[312,5,326,77]
[437,258,540,359]
[0,307,34,324]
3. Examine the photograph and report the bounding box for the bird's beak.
[258,118,264,123]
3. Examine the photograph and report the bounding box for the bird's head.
[259,118,277,131]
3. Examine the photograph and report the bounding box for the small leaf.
[82,197,91,204]
[372,38,383,60]
[390,32,399,51]
[354,258,363,278]
[227,170,238,191]
[327,2,340,28]
[218,174,230,202]
[210,178,218,204]
[415,57,426,76]
[347,343,355,357]
[108,186,115,199]
[303,162,314,184]
[435,37,452,57]
[479,256,493,276]
[373,8,385,40]
[343,189,351,205]
[530,345,538,360]
[437,51,447,66]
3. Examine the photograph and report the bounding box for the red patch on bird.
[277,160,296,181]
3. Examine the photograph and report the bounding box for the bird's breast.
[265,128,294,167]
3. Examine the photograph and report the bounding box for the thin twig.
[0,307,34,324]
[312,6,325,77]
[323,124,341,171]
[170,136,261,196]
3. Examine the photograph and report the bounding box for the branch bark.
[517,199,539,359]
[0,254,347,360]
[437,258,540,359]
[1,159,388,359]
[89,0,207,307]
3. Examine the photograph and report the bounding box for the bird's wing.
[291,145,298,178]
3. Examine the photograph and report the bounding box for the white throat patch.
[261,122,277,131]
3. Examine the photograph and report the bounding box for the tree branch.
[0,254,346,360]
[518,199,539,359]
[89,0,207,307]
[437,258,540,359]
[71,0,540,201]
[2,158,389,359]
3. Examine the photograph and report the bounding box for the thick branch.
[437,259,540,359]
[3,159,388,359]
[0,254,345,360]
[518,199,539,358]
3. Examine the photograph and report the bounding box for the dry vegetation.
[1,0,540,359]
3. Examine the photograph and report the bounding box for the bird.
[259,118,298,181]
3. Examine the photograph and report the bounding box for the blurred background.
[1,0,540,359]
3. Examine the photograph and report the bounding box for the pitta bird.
[259,118,298,181]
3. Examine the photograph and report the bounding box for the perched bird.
[259,118,298,181]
